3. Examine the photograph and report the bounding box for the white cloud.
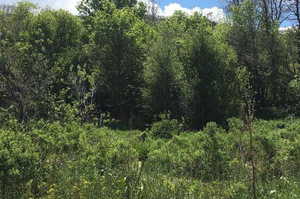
[7,0,225,21]
[201,7,225,22]
[279,26,293,32]
[4,0,80,14]
[138,1,225,22]
[158,3,201,17]
[51,0,79,14]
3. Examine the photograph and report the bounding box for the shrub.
[0,129,39,197]
[150,119,182,139]
[103,118,128,130]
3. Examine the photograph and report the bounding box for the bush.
[103,118,128,130]
[0,118,300,198]
[150,119,182,139]
[0,129,39,197]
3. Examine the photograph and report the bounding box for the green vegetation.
[2,0,300,129]
[1,118,300,198]
[1,0,300,198]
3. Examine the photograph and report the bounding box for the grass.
[0,118,300,198]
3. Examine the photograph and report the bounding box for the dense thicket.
[0,0,299,129]
[1,1,300,198]
[1,117,300,198]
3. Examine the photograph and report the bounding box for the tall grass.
[0,118,300,198]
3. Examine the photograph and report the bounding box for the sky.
[1,0,226,21]
[0,0,295,27]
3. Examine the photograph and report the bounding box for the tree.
[228,0,293,117]
[287,0,300,29]
[171,13,239,129]
[0,4,91,121]
[259,0,291,109]
[287,0,300,63]
[260,0,289,24]
[229,0,270,116]
[144,17,185,121]
[77,0,137,16]
[0,2,37,121]
[91,7,151,126]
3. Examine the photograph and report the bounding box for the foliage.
[91,6,151,127]
[0,118,299,198]
[1,0,300,128]
[150,118,182,139]
[1,0,300,198]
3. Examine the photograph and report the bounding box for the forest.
[0,0,300,198]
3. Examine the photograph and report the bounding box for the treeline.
[0,0,300,129]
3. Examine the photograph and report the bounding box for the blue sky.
[159,0,224,8]
[0,0,294,26]
[1,0,226,21]
[2,0,224,8]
